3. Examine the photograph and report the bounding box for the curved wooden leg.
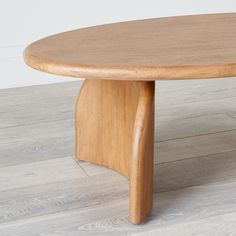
[129,82,154,224]
[76,79,155,224]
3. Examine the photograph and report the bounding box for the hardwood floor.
[1,78,236,235]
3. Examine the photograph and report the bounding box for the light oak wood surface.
[1,79,236,235]
[23,12,236,224]
[76,80,154,223]
[24,13,236,81]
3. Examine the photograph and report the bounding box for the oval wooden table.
[24,13,236,224]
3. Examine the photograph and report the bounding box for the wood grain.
[76,79,154,223]
[157,113,236,142]
[156,129,236,164]
[131,212,236,236]
[1,175,236,235]
[81,149,236,193]
[0,157,86,191]
[1,149,236,228]
[3,80,236,168]
[23,13,236,225]
[1,80,236,234]
[24,13,236,81]
[129,82,154,223]
[76,79,140,176]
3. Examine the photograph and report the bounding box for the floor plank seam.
[0,197,128,229]
[156,148,236,163]
[225,112,236,119]
[0,118,73,130]
[156,95,236,109]
[71,156,89,177]
[156,128,236,143]
[156,112,228,122]
[155,149,236,166]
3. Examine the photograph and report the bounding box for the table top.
[24,13,236,81]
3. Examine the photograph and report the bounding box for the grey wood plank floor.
[1,78,236,235]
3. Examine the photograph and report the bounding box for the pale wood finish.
[22,12,236,225]
[132,213,236,236]
[24,13,236,81]
[2,81,236,234]
[76,79,154,224]
[1,157,236,235]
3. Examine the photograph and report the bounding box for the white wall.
[1,0,236,89]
